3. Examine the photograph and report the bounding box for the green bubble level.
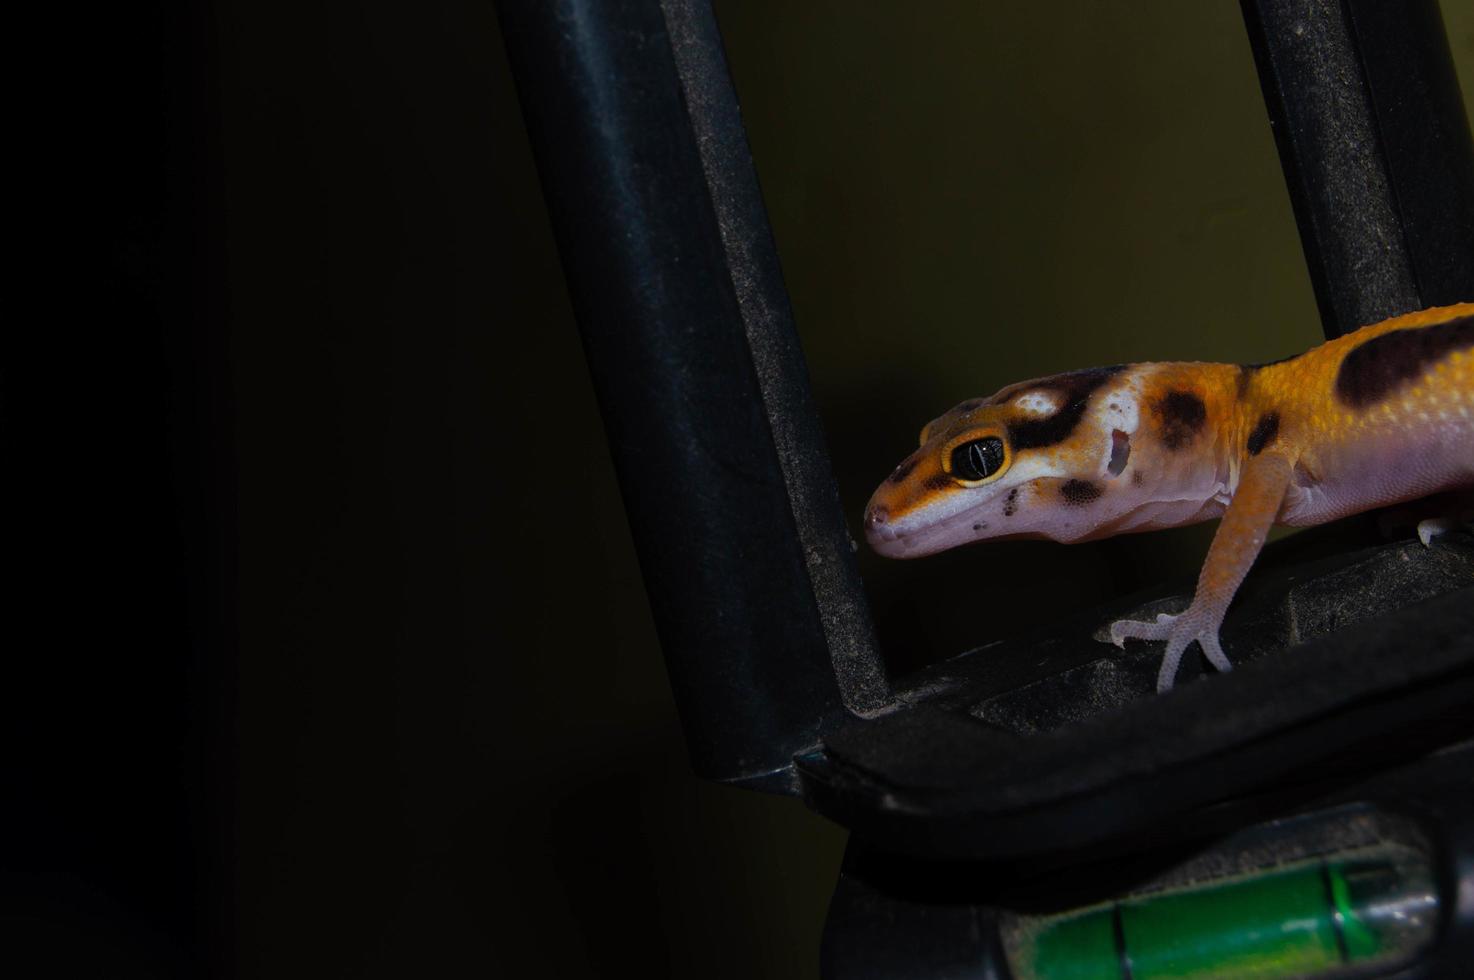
[1007,852,1436,979]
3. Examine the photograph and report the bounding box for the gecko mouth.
[864,499,989,559]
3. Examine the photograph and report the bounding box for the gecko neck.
[1093,361,1244,539]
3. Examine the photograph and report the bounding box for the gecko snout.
[864,503,897,543]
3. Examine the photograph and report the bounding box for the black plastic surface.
[1241,0,1474,338]
[1343,1,1474,313]
[805,535,1474,860]
[660,0,889,716]
[498,0,880,785]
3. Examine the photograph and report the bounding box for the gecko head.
[863,367,1136,557]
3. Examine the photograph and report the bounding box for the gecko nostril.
[864,504,899,541]
[865,504,900,543]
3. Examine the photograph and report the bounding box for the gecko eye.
[948,437,1005,483]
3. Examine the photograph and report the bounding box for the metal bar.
[496,0,885,789]
[1240,0,1474,338]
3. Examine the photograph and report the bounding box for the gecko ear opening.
[1108,429,1131,477]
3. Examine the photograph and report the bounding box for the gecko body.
[864,303,1474,691]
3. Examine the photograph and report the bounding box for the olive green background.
[92,1,1469,976]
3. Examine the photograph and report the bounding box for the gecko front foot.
[1108,609,1233,693]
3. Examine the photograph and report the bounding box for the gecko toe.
[1156,633,1192,693]
[1156,621,1234,692]
[1417,518,1454,547]
[1198,630,1233,673]
[1107,614,1177,647]
[1108,611,1234,692]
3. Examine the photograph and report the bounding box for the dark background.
[7,2,1472,976]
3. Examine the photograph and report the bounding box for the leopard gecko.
[863,303,1474,692]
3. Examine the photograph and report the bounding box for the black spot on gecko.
[1335,314,1474,407]
[1131,471,1144,486]
[922,473,955,493]
[1155,389,1206,451]
[1004,366,1125,450]
[972,522,988,532]
[1003,487,1020,517]
[1060,479,1102,505]
[887,456,919,484]
[1246,411,1279,456]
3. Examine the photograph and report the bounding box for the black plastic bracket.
[1241,0,1474,338]
[497,0,886,789]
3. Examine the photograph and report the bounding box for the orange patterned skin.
[864,303,1474,691]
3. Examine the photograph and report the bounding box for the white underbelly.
[1280,419,1474,526]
